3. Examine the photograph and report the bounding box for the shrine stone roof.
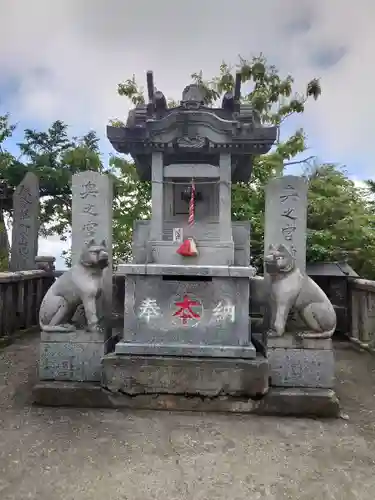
[107,72,278,182]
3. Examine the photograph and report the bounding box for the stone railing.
[349,278,375,348]
[0,270,55,344]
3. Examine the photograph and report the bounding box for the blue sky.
[1,0,374,268]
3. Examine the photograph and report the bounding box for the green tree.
[307,164,375,278]
[1,120,104,239]
[110,156,151,262]
[365,179,375,210]
[114,54,321,269]
[0,113,17,269]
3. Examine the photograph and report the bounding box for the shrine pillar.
[219,153,232,242]
[150,152,164,241]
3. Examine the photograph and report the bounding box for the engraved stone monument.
[71,171,113,326]
[10,172,39,271]
[264,175,308,273]
[261,178,337,396]
[39,172,113,383]
[71,171,113,267]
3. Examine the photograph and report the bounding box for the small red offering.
[176,238,198,257]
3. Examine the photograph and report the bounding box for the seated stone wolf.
[39,239,109,332]
[262,244,336,338]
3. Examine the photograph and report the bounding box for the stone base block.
[39,329,112,383]
[101,354,269,397]
[268,334,335,389]
[32,382,340,418]
[114,342,256,358]
[256,388,340,418]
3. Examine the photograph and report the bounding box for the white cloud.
[0,0,374,178]
[353,179,368,190]
[37,235,70,270]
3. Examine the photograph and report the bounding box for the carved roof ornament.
[180,84,206,109]
[146,71,167,118]
[176,136,206,148]
[106,69,278,183]
[221,72,242,113]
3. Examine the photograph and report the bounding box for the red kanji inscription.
[173,295,201,325]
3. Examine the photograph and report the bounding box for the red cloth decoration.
[176,238,198,257]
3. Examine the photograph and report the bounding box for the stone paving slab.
[1,334,375,499]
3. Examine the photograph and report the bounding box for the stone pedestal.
[39,329,110,382]
[267,334,335,389]
[101,355,269,397]
[115,263,256,358]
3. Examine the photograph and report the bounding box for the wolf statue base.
[263,244,337,339]
[39,239,109,333]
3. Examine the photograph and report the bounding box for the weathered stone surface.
[35,255,56,272]
[268,333,333,350]
[262,244,337,338]
[115,272,255,358]
[115,343,256,358]
[10,172,39,271]
[264,175,308,273]
[32,381,111,407]
[268,346,335,388]
[39,329,109,382]
[115,263,256,277]
[101,354,269,396]
[71,171,113,265]
[71,171,113,325]
[32,382,340,418]
[254,388,340,418]
[39,241,109,333]
[132,220,251,266]
[150,240,235,266]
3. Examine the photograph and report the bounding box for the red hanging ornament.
[188,179,195,227]
[177,237,198,257]
[176,179,198,257]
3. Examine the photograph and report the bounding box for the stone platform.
[32,381,340,418]
[34,345,340,418]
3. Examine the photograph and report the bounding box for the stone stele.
[10,172,39,271]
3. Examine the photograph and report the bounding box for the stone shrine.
[33,71,340,417]
[102,72,277,396]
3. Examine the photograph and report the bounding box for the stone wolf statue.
[39,239,109,333]
[264,243,336,338]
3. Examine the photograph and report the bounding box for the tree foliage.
[306,165,375,277]
[109,156,151,262]
[0,113,17,269]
